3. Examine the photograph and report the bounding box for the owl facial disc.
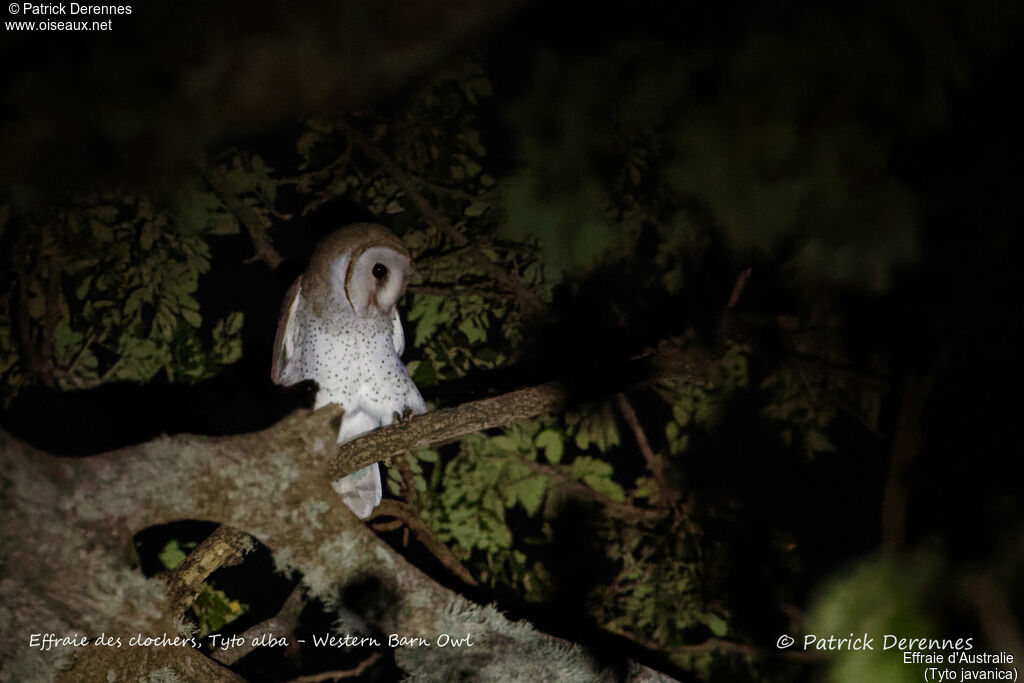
[333,245,411,318]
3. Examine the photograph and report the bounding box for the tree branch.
[371,499,478,586]
[164,525,255,616]
[329,343,718,480]
[284,653,381,683]
[615,392,677,507]
[330,383,562,480]
[2,346,692,681]
[205,169,284,270]
[522,459,666,522]
[881,373,927,554]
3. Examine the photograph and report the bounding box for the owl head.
[304,223,412,318]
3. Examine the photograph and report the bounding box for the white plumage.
[271,224,426,518]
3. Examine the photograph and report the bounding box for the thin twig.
[409,174,477,200]
[62,332,97,385]
[406,284,514,301]
[370,499,477,586]
[615,392,676,507]
[369,518,404,533]
[205,169,284,270]
[14,228,39,379]
[727,267,752,309]
[39,234,62,387]
[284,653,381,683]
[881,373,926,554]
[392,452,420,508]
[522,459,666,522]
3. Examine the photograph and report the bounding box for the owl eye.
[372,263,388,280]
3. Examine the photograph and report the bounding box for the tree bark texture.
[1,347,713,680]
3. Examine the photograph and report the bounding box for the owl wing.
[270,278,304,386]
[390,307,405,357]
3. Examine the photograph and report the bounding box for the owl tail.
[332,463,383,519]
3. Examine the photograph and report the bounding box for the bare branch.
[330,383,564,480]
[616,392,677,507]
[205,169,284,270]
[881,373,927,554]
[727,267,752,309]
[284,653,381,683]
[330,343,719,480]
[371,500,478,586]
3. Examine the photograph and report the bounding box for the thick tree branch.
[1,342,702,681]
[164,525,255,616]
[330,382,563,480]
[329,343,718,480]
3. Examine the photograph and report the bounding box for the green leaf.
[573,409,621,452]
[571,456,625,501]
[583,474,625,502]
[464,199,489,217]
[54,322,83,359]
[700,612,729,637]
[409,294,446,346]
[458,317,487,344]
[192,585,247,638]
[411,360,437,387]
[158,540,187,570]
[511,475,548,516]
[90,219,114,242]
[489,435,519,453]
[804,429,836,455]
[181,309,201,327]
[75,276,93,300]
[296,130,319,158]
[633,476,655,500]
[534,429,564,464]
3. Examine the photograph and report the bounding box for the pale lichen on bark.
[1,344,713,681]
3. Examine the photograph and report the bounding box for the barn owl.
[271,224,426,519]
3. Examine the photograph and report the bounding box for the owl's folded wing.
[270,278,305,386]
[390,307,405,357]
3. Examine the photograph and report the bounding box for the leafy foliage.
[497,25,961,290]
[0,192,244,401]
[805,552,941,683]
